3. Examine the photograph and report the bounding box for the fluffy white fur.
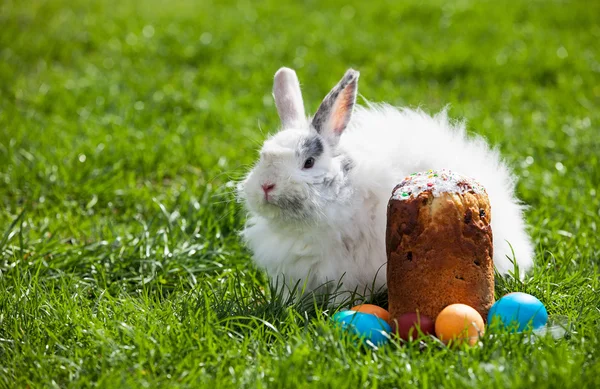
[239,68,533,302]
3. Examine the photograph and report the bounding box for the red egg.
[391,312,435,341]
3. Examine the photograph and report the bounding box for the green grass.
[1,0,599,387]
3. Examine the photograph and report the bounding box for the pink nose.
[261,183,275,194]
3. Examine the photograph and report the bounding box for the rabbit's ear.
[273,67,306,128]
[311,69,359,145]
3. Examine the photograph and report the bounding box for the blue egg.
[487,292,548,331]
[332,311,391,346]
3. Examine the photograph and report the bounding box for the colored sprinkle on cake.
[391,169,486,200]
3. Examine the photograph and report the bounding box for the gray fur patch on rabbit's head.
[240,67,359,222]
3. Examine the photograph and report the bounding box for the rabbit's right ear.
[311,69,359,146]
[273,67,306,128]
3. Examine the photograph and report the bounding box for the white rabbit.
[238,67,534,302]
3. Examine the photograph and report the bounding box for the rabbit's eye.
[303,157,315,169]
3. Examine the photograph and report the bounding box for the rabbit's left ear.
[273,67,306,128]
[312,69,359,145]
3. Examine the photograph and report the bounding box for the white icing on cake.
[391,169,486,201]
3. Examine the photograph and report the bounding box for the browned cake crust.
[386,175,494,322]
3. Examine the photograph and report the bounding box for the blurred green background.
[1,0,599,387]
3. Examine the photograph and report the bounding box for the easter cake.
[386,169,495,322]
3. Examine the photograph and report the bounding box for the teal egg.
[332,310,357,321]
[332,311,391,346]
[487,292,548,331]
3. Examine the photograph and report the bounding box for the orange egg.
[350,304,390,323]
[435,304,485,346]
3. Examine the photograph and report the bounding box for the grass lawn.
[1,0,599,387]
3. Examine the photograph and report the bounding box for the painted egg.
[487,292,548,331]
[435,304,485,346]
[332,310,356,321]
[391,312,435,341]
[332,311,391,346]
[350,304,390,323]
